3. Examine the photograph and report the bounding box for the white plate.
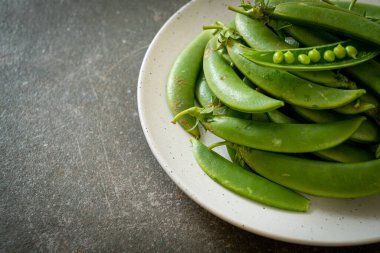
[138,0,380,246]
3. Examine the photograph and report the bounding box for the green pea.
[308,48,321,62]
[346,45,358,59]
[273,50,284,63]
[333,44,346,59]
[297,54,310,65]
[284,51,295,64]
[323,50,335,62]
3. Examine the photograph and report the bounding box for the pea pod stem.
[191,138,310,212]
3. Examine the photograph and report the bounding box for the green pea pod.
[331,0,380,20]
[241,40,380,71]
[203,36,284,113]
[273,19,380,97]
[195,71,251,120]
[174,107,366,153]
[292,105,380,143]
[333,93,378,115]
[167,30,213,138]
[269,20,341,47]
[227,40,366,109]
[267,109,374,162]
[191,138,310,212]
[238,147,380,198]
[270,2,380,47]
[234,13,354,89]
[344,60,380,98]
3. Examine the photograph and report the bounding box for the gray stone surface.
[1,0,380,252]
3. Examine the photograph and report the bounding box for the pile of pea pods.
[167,0,380,212]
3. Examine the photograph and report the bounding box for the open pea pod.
[238,147,380,198]
[241,40,380,71]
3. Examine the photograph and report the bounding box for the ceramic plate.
[138,0,380,246]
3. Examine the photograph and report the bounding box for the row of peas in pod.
[272,43,358,65]
[166,0,380,212]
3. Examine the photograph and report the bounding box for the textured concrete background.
[1,0,380,252]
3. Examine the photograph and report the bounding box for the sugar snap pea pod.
[270,20,341,47]
[270,2,380,47]
[227,40,366,109]
[167,30,213,138]
[226,145,252,171]
[191,138,310,212]
[266,109,298,124]
[173,107,366,153]
[292,105,380,143]
[267,108,374,162]
[233,14,356,89]
[331,0,380,20]
[195,72,251,120]
[241,40,380,71]
[344,60,380,97]
[203,36,284,113]
[333,93,378,115]
[195,71,217,107]
[274,19,380,96]
[238,147,380,198]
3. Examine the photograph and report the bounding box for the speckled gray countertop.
[1,0,380,252]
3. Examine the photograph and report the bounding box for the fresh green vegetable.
[167,30,213,138]
[173,107,365,153]
[238,147,380,198]
[191,138,310,212]
[241,40,379,71]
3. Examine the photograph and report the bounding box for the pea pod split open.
[191,138,310,212]
[227,40,366,109]
[173,107,366,153]
[238,147,380,198]
[241,40,380,71]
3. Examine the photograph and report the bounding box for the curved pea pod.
[344,60,380,98]
[234,13,354,89]
[203,36,284,113]
[227,41,366,109]
[292,105,380,143]
[241,40,380,72]
[191,138,310,212]
[289,70,356,89]
[195,71,217,107]
[195,72,251,120]
[267,109,374,162]
[270,2,380,47]
[333,93,379,115]
[238,147,380,198]
[331,0,380,20]
[174,107,366,153]
[167,30,213,138]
